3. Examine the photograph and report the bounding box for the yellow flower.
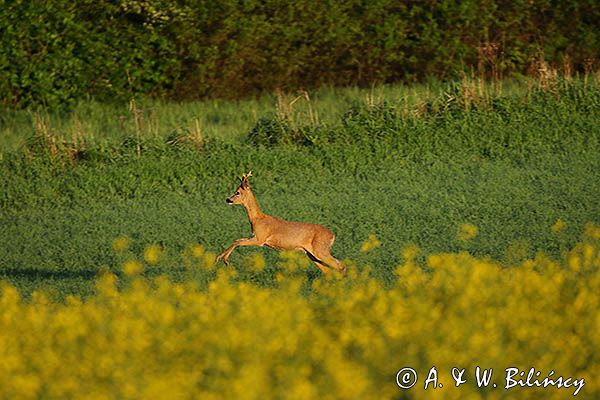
[143,244,163,265]
[112,236,131,253]
[190,243,205,258]
[427,254,444,268]
[1,225,599,399]
[551,218,567,234]
[202,251,217,270]
[246,252,266,272]
[123,260,144,276]
[457,223,478,241]
[583,223,600,240]
[401,244,420,261]
[360,233,381,252]
[568,254,581,272]
[95,271,117,295]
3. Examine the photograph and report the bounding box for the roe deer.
[215,172,345,276]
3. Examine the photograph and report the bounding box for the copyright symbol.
[396,367,418,389]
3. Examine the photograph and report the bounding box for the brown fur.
[215,172,345,276]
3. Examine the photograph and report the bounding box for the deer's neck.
[243,191,265,223]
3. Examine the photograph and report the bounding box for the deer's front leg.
[216,237,263,266]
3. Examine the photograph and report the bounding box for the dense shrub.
[1,0,598,108]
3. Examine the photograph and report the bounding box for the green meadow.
[1,77,599,297]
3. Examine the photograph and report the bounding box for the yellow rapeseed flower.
[190,243,205,258]
[551,218,567,234]
[584,223,600,240]
[202,251,217,270]
[122,260,144,276]
[143,244,163,265]
[457,223,478,241]
[112,236,131,253]
[245,252,266,272]
[1,228,599,399]
[568,254,581,272]
[360,233,381,252]
[401,243,420,261]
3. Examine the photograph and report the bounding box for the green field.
[1,77,599,297]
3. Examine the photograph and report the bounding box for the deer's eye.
[235,191,240,195]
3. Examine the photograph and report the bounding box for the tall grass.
[1,76,599,296]
[0,78,540,153]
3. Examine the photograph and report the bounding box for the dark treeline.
[1,0,598,108]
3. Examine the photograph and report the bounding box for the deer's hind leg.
[304,249,333,275]
[310,236,346,276]
[315,252,345,276]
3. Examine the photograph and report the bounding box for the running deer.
[215,172,346,276]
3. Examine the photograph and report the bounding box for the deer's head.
[226,171,253,205]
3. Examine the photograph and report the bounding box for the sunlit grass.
[0,77,599,297]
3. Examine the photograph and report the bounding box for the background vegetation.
[1,0,598,108]
[1,76,599,296]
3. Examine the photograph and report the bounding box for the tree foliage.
[1,0,598,108]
